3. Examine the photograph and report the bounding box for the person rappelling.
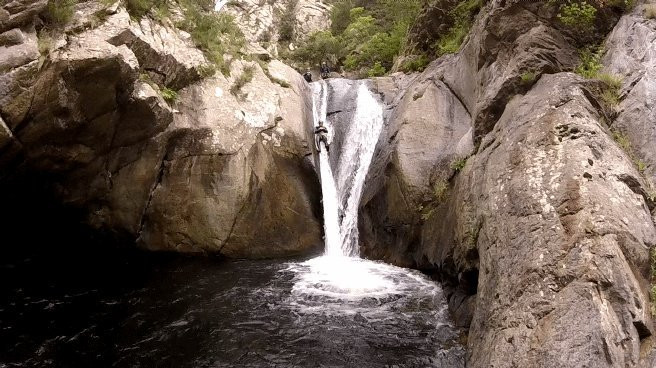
[314,121,330,152]
[303,69,312,83]
[320,61,330,79]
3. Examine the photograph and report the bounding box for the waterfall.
[312,81,341,256]
[311,80,384,257]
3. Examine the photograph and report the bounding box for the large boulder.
[0,3,322,257]
[137,60,321,256]
[0,0,47,33]
[360,0,582,267]
[360,67,473,266]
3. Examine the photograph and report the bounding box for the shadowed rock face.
[0,1,322,257]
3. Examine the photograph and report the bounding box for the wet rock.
[360,67,474,265]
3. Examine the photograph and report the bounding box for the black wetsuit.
[315,125,329,152]
[303,72,312,83]
[320,64,330,79]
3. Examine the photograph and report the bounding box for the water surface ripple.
[1,253,465,367]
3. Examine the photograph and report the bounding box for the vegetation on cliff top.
[289,0,422,77]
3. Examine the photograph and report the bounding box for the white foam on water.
[285,256,448,318]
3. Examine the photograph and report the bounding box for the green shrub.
[575,46,603,78]
[367,62,386,77]
[520,71,537,85]
[177,4,245,76]
[292,0,422,76]
[230,65,255,97]
[557,1,597,33]
[160,87,178,103]
[434,0,483,56]
[636,159,647,174]
[292,30,343,67]
[330,0,355,34]
[611,129,631,152]
[608,0,635,11]
[279,0,298,42]
[400,54,430,73]
[597,73,622,107]
[124,0,169,19]
[451,157,467,172]
[433,179,449,203]
[44,0,77,27]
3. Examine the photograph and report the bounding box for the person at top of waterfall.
[315,121,330,152]
[303,69,312,83]
[320,62,330,79]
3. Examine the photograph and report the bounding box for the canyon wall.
[360,1,656,366]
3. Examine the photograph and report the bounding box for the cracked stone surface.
[0,0,322,257]
[359,1,656,367]
[425,73,655,367]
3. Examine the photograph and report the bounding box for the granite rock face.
[425,73,654,367]
[225,0,331,57]
[604,3,656,189]
[0,1,322,257]
[359,1,656,366]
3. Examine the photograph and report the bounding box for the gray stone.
[604,4,656,187]
[0,0,47,33]
[422,73,655,367]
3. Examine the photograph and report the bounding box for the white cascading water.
[311,81,383,257]
[336,83,384,256]
[285,80,457,355]
[312,81,342,256]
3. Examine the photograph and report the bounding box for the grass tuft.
[450,157,467,172]
[44,0,78,28]
[230,65,255,97]
[433,179,449,203]
[160,87,178,103]
[520,71,537,85]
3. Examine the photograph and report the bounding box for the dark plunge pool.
[0,247,465,367]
